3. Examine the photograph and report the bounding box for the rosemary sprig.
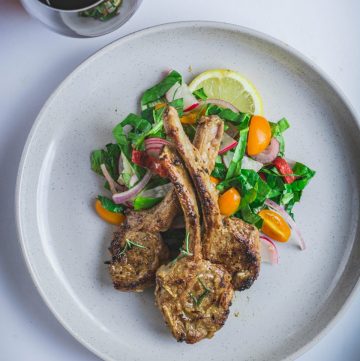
[170,233,193,264]
[189,277,211,307]
[118,239,146,257]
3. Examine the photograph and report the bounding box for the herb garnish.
[190,277,211,307]
[170,232,193,264]
[118,239,146,257]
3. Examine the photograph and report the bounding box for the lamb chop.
[155,146,234,344]
[125,117,222,232]
[109,118,224,292]
[163,106,261,291]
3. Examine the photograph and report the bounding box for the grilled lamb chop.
[155,146,233,344]
[125,118,222,232]
[163,106,261,291]
[109,111,225,292]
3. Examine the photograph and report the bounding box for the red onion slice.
[112,170,152,204]
[200,99,239,113]
[265,199,306,250]
[252,138,280,164]
[145,138,173,158]
[100,164,118,194]
[145,138,172,147]
[219,133,238,155]
[260,235,279,264]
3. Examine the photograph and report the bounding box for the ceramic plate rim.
[15,21,360,361]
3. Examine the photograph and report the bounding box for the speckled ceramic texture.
[16,22,360,361]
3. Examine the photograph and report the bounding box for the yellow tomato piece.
[218,187,241,216]
[247,115,271,156]
[154,103,167,110]
[259,209,291,242]
[95,199,126,225]
[180,112,198,125]
[210,176,220,185]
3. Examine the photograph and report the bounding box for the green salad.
[91,69,315,260]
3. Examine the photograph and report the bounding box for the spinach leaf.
[225,116,250,179]
[133,196,163,210]
[192,88,208,100]
[211,156,227,179]
[90,143,120,180]
[141,70,182,106]
[270,118,290,156]
[97,195,124,213]
[217,169,271,226]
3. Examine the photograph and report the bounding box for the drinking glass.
[20,0,143,37]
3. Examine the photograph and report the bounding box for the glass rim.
[37,0,106,12]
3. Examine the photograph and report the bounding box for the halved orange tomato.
[247,115,271,156]
[210,176,220,185]
[95,199,126,225]
[218,187,241,216]
[258,209,291,242]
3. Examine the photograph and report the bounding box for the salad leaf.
[270,118,290,156]
[261,161,315,218]
[133,196,163,210]
[112,121,145,179]
[193,88,208,100]
[97,195,124,213]
[218,169,271,226]
[238,206,263,228]
[118,152,138,188]
[141,70,182,106]
[211,156,227,179]
[225,116,250,179]
[206,104,251,125]
[90,143,120,180]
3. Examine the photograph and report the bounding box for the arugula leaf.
[225,117,250,179]
[97,195,124,213]
[192,88,208,100]
[133,196,163,210]
[141,70,182,106]
[90,143,120,180]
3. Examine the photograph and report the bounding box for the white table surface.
[1,0,360,360]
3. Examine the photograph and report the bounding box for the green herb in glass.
[79,0,122,21]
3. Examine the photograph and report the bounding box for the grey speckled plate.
[16,22,360,361]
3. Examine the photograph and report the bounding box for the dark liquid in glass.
[38,0,100,10]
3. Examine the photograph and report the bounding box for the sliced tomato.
[273,157,296,184]
[132,150,168,178]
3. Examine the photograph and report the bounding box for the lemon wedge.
[189,69,263,114]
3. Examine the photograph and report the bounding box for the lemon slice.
[189,69,263,114]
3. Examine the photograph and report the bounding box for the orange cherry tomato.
[218,187,241,216]
[180,106,206,125]
[258,209,291,243]
[180,111,198,125]
[95,199,126,225]
[247,115,272,156]
[210,176,220,185]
